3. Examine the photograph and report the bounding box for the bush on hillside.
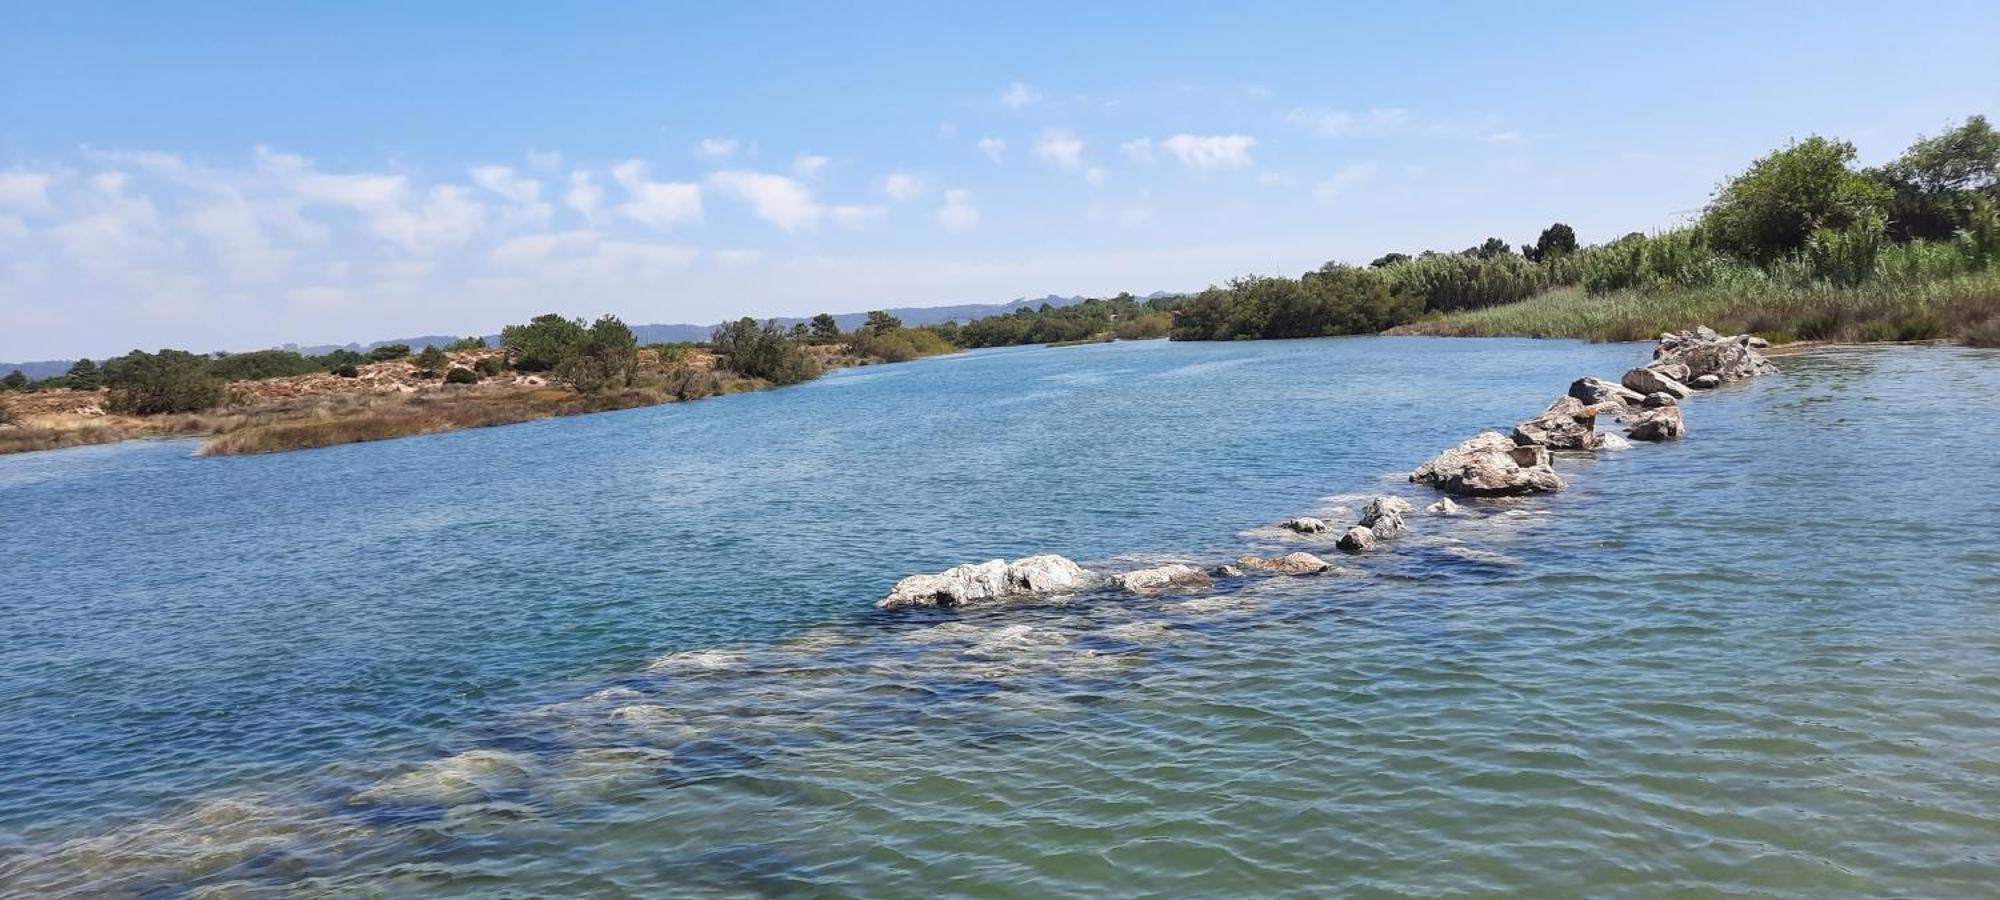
[102,349,224,414]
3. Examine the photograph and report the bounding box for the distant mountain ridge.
[1,292,1161,380]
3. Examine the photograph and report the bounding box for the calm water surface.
[1,337,1996,896]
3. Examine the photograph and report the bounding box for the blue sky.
[2,1,1996,359]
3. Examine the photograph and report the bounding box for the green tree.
[1467,237,1514,259]
[446,336,489,352]
[367,343,412,362]
[413,345,449,374]
[1369,252,1411,268]
[65,358,103,390]
[1524,223,1578,262]
[863,310,904,333]
[809,313,841,340]
[501,314,588,371]
[1703,136,1893,263]
[101,350,224,414]
[554,315,639,391]
[1876,115,2000,240]
[711,317,821,385]
[1,370,26,391]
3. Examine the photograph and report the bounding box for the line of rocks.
[875,326,1777,612]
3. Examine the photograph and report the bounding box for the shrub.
[1379,252,1544,312]
[850,326,954,362]
[367,344,411,362]
[333,364,360,378]
[102,349,224,414]
[501,314,587,371]
[1703,136,1893,264]
[413,345,449,375]
[444,366,479,384]
[1168,266,1421,340]
[711,317,822,384]
[65,358,104,390]
[2,370,27,391]
[473,356,505,377]
[446,336,489,352]
[210,349,319,382]
[553,315,639,392]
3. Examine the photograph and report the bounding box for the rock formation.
[1113,564,1214,594]
[1280,517,1329,535]
[1624,393,1685,441]
[879,555,1092,610]
[1411,432,1565,497]
[1234,552,1334,576]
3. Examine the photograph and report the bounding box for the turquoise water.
[1,337,1996,896]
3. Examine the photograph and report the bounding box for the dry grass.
[1389,271,2000,345]
[197,384,680,455]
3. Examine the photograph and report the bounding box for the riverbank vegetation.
[1163,115,2000,346]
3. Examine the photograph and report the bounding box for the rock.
[1512,395,1614,451]
[1621,367,1692,400]
[1654,327,1779,382]
[1425,498,1460,515]
[1595,432,1633,451]
[1113,563,1214,594]
[1211,564,1244,578]
[878,555,1091,610]
[1280,517,1329,535]
[1235,551,1333,575]
[1691,374,1721,389]
[1410,432,1565,497]
[1357,495,1411,539]
[1641,391,1677,409]
[1625,405,1685,441]
[1336,526,1377,552]
[351,750,534,807]
[1568,376,1645,408]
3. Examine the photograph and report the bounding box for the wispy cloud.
[977,137,1006,164]
[1313,163,1379,202]
[694,137,740,160]
[611,160,703,227]
[706,169,879,232]
[1285,107,1411,137]
[1160,134,1257,168]
[883,171,924,201]
[1001,81,1042,110]
[937,189,978,231]
[1033,129,1084,169]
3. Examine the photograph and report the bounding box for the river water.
[1,337,1995,896]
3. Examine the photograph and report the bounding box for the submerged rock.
[1425,497,1460,516]
[1280,516,1329,535]
[878,555,1091,610]
[1211,564,1245,578]
[1335,525,1377,552]
[1113,563,1214,594]
[1568,376,1645,408]
[1691,373,1721,389]
[350,749,534,807]
[1235,551,1334,575]
[1410,432,1565,497]
[1595,432,1634,451]
[1621,366,1693,400]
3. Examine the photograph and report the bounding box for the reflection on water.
[2,340,1997,896]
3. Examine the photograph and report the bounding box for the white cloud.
[977,137,1006,164]
[611,160,703,227]
[1479,130,1523,144]
[1160,134,1257,168]
[1286,107,1410,137]
[470,165,541,206]
[525,150,563,173]
[1313,163,1379,202]
[0,171,57,216]
[1085,167,1105,186]
[706,169,879,232]
[565,170,602,218]
[1001,81,1042,110]
[490,229,599,268]
[937,122,957,139]
[883,171,924,201]
[1034,129,1084,170]
[713,248,764,268]
[694,137,740,160]
[1119,139,1154,163]
[936,189,978,231]
[793,153,830,179]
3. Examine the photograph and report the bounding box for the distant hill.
[1,292,1159,378]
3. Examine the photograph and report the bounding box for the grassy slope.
[1390,271,2000,346]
